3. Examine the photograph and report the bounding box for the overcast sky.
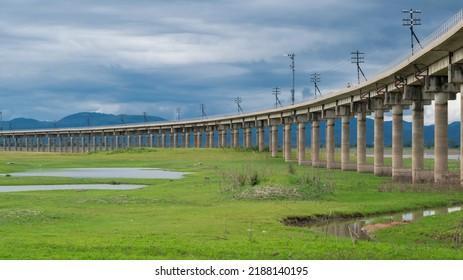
[0,0,461,124]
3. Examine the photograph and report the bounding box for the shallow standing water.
[0,184,145,192]
[0,168,191,193]
[4,168,191,179]
[310,205,462,241]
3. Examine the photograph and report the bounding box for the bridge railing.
[421,8,463,49]
[369,8,463,82]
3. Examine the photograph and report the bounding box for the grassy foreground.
[1,148,463,260]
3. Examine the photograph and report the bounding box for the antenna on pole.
[175,107,182,121]
[285,53,295,105]
[200,104,207,119]
[351,51,367,84]
[403,9,423,55]
[272,87,282,108]
[310,73,322,99]
[235,97,244,114]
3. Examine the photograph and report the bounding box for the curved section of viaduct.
[2,9,463,185]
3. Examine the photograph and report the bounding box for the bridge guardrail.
[370,8,463,80]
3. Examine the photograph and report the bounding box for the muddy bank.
[282,213,364,227]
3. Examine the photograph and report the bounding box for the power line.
[351,50,367,84]
[403,9,423,55]
[175,107,182,121]
[310,73,322,99]
[272,87,282,108]
[143,112,149,123]
[120,114,126,126]
[234,97,244,114]
[200,104,207,119]
[285,53,295,105]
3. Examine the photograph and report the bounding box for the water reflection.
[3,168,191,179]
[312,205,462,241]
[0,184,144,192]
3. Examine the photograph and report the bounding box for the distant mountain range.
[0,112,166,131]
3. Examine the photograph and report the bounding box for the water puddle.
[0,184,144,192]
[286,205,462,241]
[3,168,191,179]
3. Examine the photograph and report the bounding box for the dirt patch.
[362,221,411,233]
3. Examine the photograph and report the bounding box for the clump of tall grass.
[220,163,335,200]
[220,163,262,193]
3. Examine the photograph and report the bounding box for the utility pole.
[120,115,126,126]
[175,107,182,121]
[286,53,295,105]
[235,97,244,114]
[351,51,367,84]
[272,87,282,108]
[143,112,149,123]
[200,104,207,119]
[403,9,423,55]
[310,73,322,99]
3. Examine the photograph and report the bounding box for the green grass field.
[1,148,463,259]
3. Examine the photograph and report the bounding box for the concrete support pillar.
[114,134,118,150]
[434,92,448,183]
[92,136,96,152]
[173,133,178,148]
[284,123,292,162]
[311,120,320,165]
[75,135,80,153]
[182,132,188,148]
[12,137,17,152]
[205,131,210,148]
[258,126,265,152]
[162,133,167,148]
[245,128,252,148]
[357,112,367,172]
[220,130,226,148]
[81,135,86,153]
[374,110,385,176]
[194,131,199,148]
[45,137,50,152]
[209,130,214,148]
[412,100,425,183]
[233,128,239,148]
[392,105,403,179]
[326,119,335,169]
[149,134,153,148]
[341,116,350,171]
[271,125,278,157]
[156,133,161,148]
[297,122,306,165]
[69,136,73,153]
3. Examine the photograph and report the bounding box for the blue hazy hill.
[1,112,166,130]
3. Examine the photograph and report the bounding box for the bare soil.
[362,221,411,233]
